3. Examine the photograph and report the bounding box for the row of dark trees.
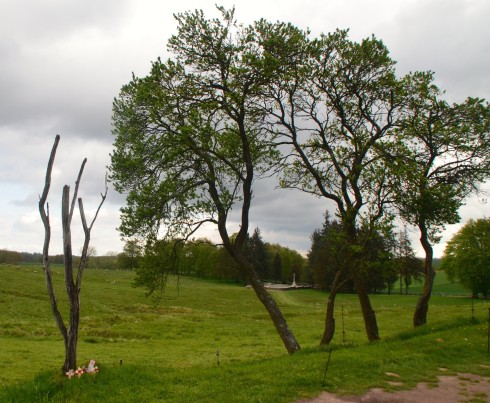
[109,7,490,353]
[308,213,423,295]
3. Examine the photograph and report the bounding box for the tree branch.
[39,135,68,343]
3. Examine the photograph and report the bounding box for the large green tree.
[441,218,490,298]
[259,26,403,342]
[392,72,490,326]
[110,7,300,354]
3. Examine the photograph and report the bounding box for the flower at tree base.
[65,359,99,379]
[86,359,99,374]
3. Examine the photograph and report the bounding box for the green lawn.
[0,263,489,402]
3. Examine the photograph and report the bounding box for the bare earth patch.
[296,373,490,403]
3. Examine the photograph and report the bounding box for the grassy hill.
[393,270,469,296]
[0,263,489,402]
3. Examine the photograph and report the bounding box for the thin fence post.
[471,296,474,321]
[322,347,333,386]
[342,305,346,345]
[487,308,489,356]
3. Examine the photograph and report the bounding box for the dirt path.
[296,372,490,402]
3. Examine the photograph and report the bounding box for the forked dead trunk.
[39,135,107,373]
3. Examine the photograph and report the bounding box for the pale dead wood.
[39,135,107,372]
[39,134,67,342]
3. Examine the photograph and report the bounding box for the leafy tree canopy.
[441,218,490,297]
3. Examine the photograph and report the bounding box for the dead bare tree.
[39,134,107,373]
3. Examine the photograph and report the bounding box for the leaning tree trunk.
[354,274,380,342]
[320,289,338,346]
[413,222,435,327]
[238,255,301,354]
[320,270,345,346]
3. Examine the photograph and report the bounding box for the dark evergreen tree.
[308,212,351,292]
[245,228,269,281]
[272,252,282,283]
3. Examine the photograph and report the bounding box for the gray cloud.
[381,0,490,101]
[0,0,488,256]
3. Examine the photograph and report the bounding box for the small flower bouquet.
[85,359,99,374]
[65,359,98,378]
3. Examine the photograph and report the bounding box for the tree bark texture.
[39,135,69,364]
[62,185,80,372]
[413,224,435,327]
[320,291,337,346]
[320,269,345,346]
[236,254,301,354]
[354,274,380,342]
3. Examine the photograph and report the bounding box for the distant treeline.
[2,241,438,294]
[0,249,119,269]
[0,249,42,264]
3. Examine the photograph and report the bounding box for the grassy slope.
[394,269,469,296]
[0,263,489,402]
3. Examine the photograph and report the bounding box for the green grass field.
[1,263,489,402]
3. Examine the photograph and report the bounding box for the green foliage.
[85,255,118,270]
[308,212,400,293]
[109,6,280,244]
[132,239,180,299]
[308,212,350,291]
[0,249,22,264]
[266,243,306,283]
[115,239,142,271]
[393,75,490,244]
[441,218,490,297]
[130,235,308,296]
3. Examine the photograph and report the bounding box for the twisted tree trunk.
[413,221,435,327]
[320,270,345,346]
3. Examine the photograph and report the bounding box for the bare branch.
[39,134,60,208]
[76,174,108,288]
[39,135,68,345]
[89,174,109,231]
[69,158,87,225]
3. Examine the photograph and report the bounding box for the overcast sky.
[1,0,488,257]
